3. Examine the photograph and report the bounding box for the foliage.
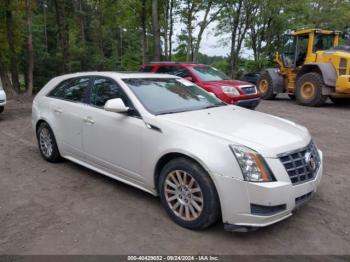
[1,0,350,94]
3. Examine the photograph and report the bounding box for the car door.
[47,77,91,158]
[82,76,145,182]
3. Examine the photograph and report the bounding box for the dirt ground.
[0,95,349,255]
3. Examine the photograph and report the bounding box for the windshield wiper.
[158,104,225,115]
[203,104,225,109]
[157,110,188,115]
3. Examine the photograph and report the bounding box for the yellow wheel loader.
[258,29,350,106]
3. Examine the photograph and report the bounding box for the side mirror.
[184,76,193,82]
[104,98,129,113]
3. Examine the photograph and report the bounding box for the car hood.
[156,106,311,158]
[203,80,253,87]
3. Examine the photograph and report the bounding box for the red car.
[139,62,260,109]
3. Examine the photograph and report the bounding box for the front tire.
[258,72,276,100]
[295,72,327,106]
[36,122,62,162]
[0,106,4,113]
[159,158,220,230]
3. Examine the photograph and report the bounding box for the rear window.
[140,66,154,72]
[156,66,192,78]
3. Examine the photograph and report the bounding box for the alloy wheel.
[39,127,53,158]
[164,170,204,221]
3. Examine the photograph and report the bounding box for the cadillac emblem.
[305,151,317,172]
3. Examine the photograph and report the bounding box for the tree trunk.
[25,0,34,95]
[186,0,194,62]
[168,0,174,61]
[193,1,212,63]
[0,60,15,98]
[230,28,237,78]
[78,0,86,46]
[141,0,147,64]
[163,1,169,60]
[5,0,20,95]
[54,0,70,72]
[97,0,104,67]
[152,0,161,61]
[229,0,243,78]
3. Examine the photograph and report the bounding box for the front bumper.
[236,98,260,109]
[213,150,323,230]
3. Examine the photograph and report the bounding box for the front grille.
[250,203,286,216]
[240,85,257,95]
[0,99,4,103]
[339,58,347,75]
[279,141,320,185]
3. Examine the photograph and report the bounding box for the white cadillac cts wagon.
[32,72,323,231]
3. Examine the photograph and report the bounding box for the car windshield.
[123,78,226,115]
[191,66,230,81]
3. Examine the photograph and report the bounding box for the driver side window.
[282,36,296,67]
[90,77,130,107]
[296,35,309,67]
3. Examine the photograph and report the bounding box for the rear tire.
[258,72,276,100]
[295,72,327,106]
[36,122,62,162]
[158,157,220,230]
[329,97,350,105]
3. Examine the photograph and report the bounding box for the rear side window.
[49,77,90,102]
[140,66,154,72]
[90,77,130,107]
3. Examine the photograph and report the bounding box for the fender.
[297,63,337,87]
[264,68,285,94]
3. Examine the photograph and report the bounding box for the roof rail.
[148,61,197,64]
[148,61,176,64]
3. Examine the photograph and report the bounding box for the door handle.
[54,108,63,114]
[83,117,95,125]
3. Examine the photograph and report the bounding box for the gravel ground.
[0,95,349,255]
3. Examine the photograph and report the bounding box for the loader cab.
[280,29,339,68]
[281,34,309,68]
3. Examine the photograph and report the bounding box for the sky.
[172,12,253,59]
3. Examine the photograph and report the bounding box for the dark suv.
[140,62,260,109]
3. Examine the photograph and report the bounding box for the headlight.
[221,86,240,96]
[230,145,275,182]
